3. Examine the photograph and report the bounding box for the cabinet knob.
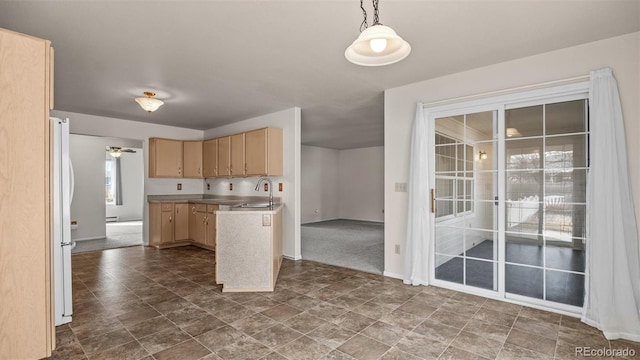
[169,216,172,223]
[176,208,179,214]
[192,207,196,214]
[178,167,182,175]
[214,168,217,176]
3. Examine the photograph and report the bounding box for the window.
[105,159,115,204]
[435,133,474,219]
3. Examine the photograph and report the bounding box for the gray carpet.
[72,221,143,254]
[301,219,384,274]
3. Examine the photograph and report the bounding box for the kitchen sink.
[234,202,272,208]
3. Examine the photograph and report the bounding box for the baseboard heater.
[106,216,119,223]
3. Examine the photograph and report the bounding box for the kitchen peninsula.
[148,194,283,292]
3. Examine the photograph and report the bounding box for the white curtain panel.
[403,103,432,286]
[582,67,640,341]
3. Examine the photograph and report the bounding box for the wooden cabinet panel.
[183,141,203,178]
[160,207,174,245]
[188,204,198,244]
[0,28,54,358]
[245,127,283,176]
[206,205,218,248]
[149,138,183,178]
[230,133,245,177]
[203,138,218,178]
[174,204,189,241]
[218,136,231,177]
[195,212,207,245]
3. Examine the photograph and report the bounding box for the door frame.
[425,81,589,316]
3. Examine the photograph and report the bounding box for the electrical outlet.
[395,245,400,254]
[229,183,233,191]
[262,214,271,226]
[177,183,182,191]
[207,183,210,190]
[264,183,268,191]
[278,183,283,192]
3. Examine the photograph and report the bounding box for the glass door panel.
[504,99,588,308]
[434,110,498,291]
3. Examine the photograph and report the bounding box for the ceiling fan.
[106,146,136,158]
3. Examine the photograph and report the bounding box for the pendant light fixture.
[135,91,164,112]
[345,0,411,66]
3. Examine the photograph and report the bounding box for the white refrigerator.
[51,117,74,326]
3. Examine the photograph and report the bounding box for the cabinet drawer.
[207,205,219,214]
[195,204,207,212]
[161,203,173,212]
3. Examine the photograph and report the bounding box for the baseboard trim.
[73,236,106,242]
[301,218,340,225]
[301,218,384,225]
[383,271,404,280]
[283,255,302,260]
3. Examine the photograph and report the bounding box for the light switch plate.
[262,214,271,226]
[395,183,407,192]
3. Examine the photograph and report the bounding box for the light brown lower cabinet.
[150,202,216,250]
[174,203,189,241]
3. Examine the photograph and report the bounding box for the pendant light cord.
[359,0,383,32]
[372,0,382,26]
[359,0,368,32]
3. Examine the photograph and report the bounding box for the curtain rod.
[422,74,590,108]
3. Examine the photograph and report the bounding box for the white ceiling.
[0,1,638,149]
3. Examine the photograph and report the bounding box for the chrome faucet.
[254,176,274,208]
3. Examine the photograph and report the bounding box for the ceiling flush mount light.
[345,0,411,66]
[135,91,164,113]
[506,127,522,138]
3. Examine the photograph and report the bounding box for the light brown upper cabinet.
[230,133,245,177]
[149,138,183,178]
[203,138,218,178]
[218,136,231,177]
[183,141,203,178]
[245,127,283,176]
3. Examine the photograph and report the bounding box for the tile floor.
[48,245,639,360]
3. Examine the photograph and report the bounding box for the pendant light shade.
[135,91,164,112]
[345,25,411,66]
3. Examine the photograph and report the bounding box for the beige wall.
[383,32,640,277]
[301,145,340,223]
[338,146,385,222]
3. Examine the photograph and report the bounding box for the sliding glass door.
[429,85,589,313]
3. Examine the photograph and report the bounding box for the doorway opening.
[70,135,144,253]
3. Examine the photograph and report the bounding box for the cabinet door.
[230,133,245,177]
[245,128,267,176]
[203,138,218,178]
[183,141,203,178]
[218,136,231,177]
[188,204,198,242]
[205,205,218,247]
[174,204,189,241]
[195,212,207,245]
[160,210,174,244]
[150,138,183,177]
